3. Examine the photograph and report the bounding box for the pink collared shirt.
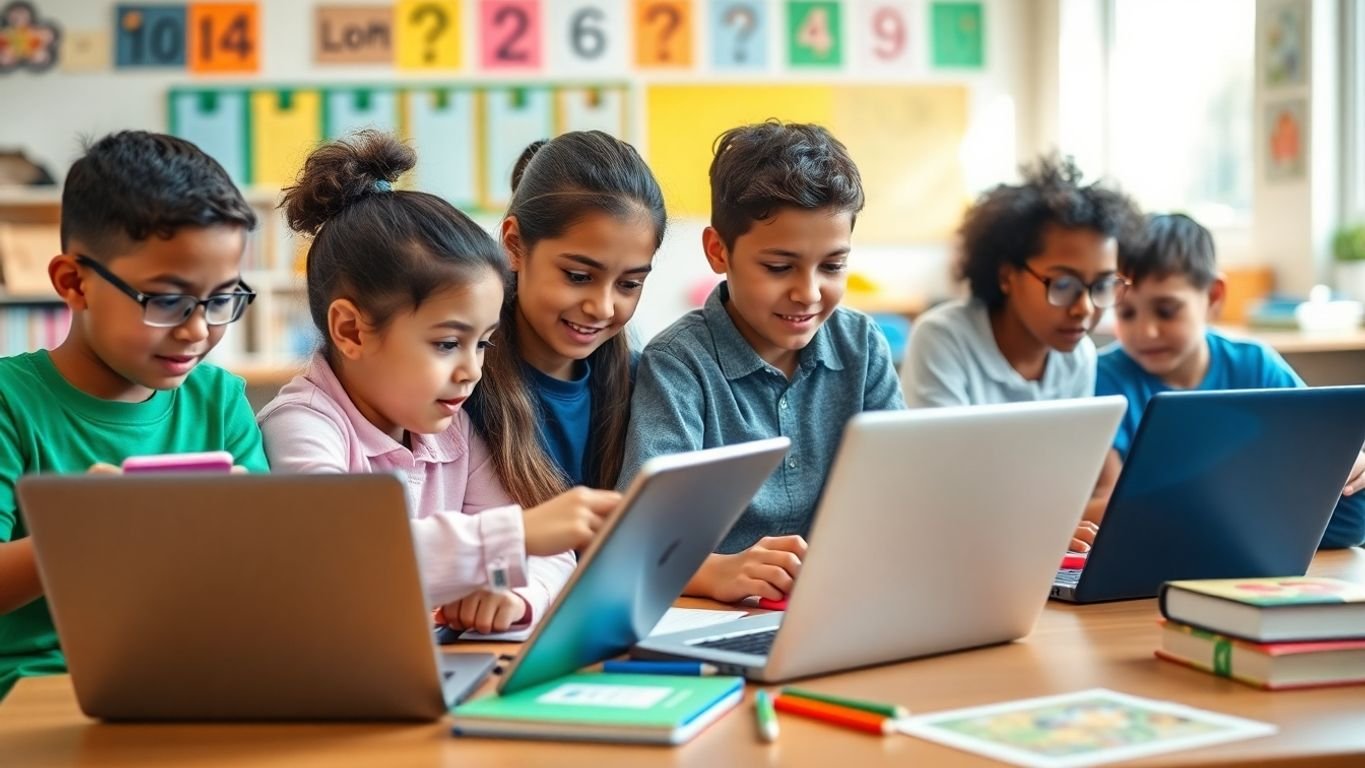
[257,354,573,620]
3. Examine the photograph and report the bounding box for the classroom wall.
[1,0,1049,342]
[1252,0,1340,297]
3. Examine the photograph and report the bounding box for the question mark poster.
[709,0,765,71]
[634,0,690,68]
[397,0,459,69]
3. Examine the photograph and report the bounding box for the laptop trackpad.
[438,652,497,706]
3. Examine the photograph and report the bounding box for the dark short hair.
[1119,213,1217,289]
[61,131,256,257]
[708,120,864,249]
[280,130,508,354]
[957,155,1143,309]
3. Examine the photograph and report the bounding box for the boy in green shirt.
[0,131,268,698]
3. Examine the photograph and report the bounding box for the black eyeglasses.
[1021,263,1128,309]
[75,254,255,328]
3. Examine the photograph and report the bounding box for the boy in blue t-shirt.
[1096,213,1365,548]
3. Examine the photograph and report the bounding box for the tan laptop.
[634,398,1126,682]
[18,473,493,721]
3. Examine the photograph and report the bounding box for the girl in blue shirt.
[473,131,664,491]
[451,132,666,623]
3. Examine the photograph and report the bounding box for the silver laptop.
[497,437,791,694]
[634,397,1127,682]
[19,473,495,721]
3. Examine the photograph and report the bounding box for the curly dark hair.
[957,155,1143,309]
[61,131,256,257]
[709,120,864,249]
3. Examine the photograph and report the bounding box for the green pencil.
[779,687,908,719]
[754,689,779,742]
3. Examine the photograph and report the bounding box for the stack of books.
[1156,576,1365,690]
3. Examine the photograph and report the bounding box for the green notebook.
[450,673,745,745]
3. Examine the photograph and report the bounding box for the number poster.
[98,1,985,75]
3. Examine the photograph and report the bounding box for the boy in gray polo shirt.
[619,122,904,603]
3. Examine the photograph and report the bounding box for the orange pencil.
[773,694,896,735]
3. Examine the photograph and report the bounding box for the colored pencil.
[780,686,909,719]
[754,689,779,742]
[600,660,718,676]
[773,694,895,735]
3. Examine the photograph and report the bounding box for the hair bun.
[510,139,548,195]
[281,130,416,236]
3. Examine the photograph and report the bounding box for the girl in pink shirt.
[258,131,618,635]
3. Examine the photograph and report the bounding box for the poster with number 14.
[549,0,628,76]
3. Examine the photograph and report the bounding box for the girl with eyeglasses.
[898,155,1144,550]
[258,132,620,635]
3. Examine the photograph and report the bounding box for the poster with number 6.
[548,0,626,76]
[852,0,919,74]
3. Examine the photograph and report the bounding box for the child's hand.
[1070,521,1099,552]
[87,463,121,475]
[438,590,530,635]
[521,487,619,556]
[1345,451,1365,496]
[693,535,807,603]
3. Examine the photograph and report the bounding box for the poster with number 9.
[709,0,767,71]
[480,0,543,70]
[786,1,842,68]
[852,0,917,74]
[548,0,626,75]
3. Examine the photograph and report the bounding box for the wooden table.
[3,552,1364,767]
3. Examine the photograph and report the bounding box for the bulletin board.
[8,0,991,237]
[645,83,968,242]
[167,82,630,210]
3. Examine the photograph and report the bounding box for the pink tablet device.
[121,451,234,474]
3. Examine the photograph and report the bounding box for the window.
[1346,0,1365,223]
[1106,0,1256,229]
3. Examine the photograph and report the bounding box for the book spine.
[1153,649,1271,690]
[1157,582,1175,620]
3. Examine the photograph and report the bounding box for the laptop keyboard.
[1055,568,1083,586]
[690,629,778,655]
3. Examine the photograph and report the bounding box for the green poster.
[787,1,842,68]
[931,2,984,69]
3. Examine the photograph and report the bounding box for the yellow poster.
[645,83,968,243]
[645,85,833,218]
[396,0,461,70]
[249,90,322,186]
[832,85,969,243]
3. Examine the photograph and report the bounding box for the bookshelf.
[0,186,310,389]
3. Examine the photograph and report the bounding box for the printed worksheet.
[895,689,1275,768]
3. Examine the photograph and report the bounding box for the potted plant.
[1333,224,1365,301]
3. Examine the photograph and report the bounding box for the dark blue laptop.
[1051,386,1365,603]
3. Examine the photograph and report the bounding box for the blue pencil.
[601,660,719,676]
